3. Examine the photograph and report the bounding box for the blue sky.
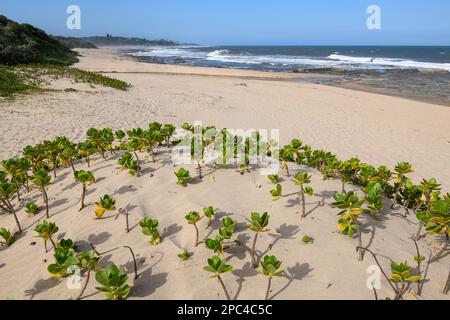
[1,0,450,45]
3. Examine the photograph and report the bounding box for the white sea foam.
[328,54,450,71]
[128,47,450,71]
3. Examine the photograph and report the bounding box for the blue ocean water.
[125,45,450,72]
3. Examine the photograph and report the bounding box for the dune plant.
[278,146,294,177]
[94,194,116,218]
[0,180,21,232]
[414,178,441,240]
[258,255,284,300]
[34,220,58,251]
[47,246,78,278]
[301,235,313,245]
[332,191,366,261]
[185,211,203,247]
[0,228,14,246]
[203,256,232,300]
[124,138,145,176]
[391,162,414,209]
[204,206,218,229]
[247,212,270,267]
[178,250,191,261]
[364,182,384,214]
[25,202,39,216]
[421,200,450,264]
[161,123,176,147]
[205,236,225,255]
[268,174,279,184]
[74,170,95,211]
[292,172,314,218]
[58,143,78,174]
[77,251,101,300]
[390,261,421,300]
[77,141,97,167]
[2,158,24,200]
[175,168,192,185]
[31,169,51,218]
[139,217,161,245]
[95,263,131,300]
[115,130,126,150]
[118,152,139,176]
[87,128,107,159]
[42,140,61,178]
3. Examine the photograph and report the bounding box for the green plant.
[301,235,313,245]
[332,191,366,261]
[77,251,101,300]
[205,236,225,254]
[247,212,270,267]
[124,137,145,176]
[77,141,97,167]
[414,178,441,240]
[47,246,78,278]
[161,124,176,147]
[31,169,52,218]
[25,202,40,216]
[0,228,14,246]
[268,174,279,184]
[175,167,192,185]
[422,200,450,264]
[390,261,421,300]
[364,182,384,214]
[391,162,414,209]
[204,206,217,229]
[258,255,284,300]
[95,263,131,300]
[185,211,203,247]
[292,172,314,218]
[34,220,58,251]
[74,170,95,211]
[118,152,139,176]
[0,180,21,232]
[115,130,126,150]
[139,217,161,245]
[177,250,191,261]
[94,195,116,218]
[203,256,232,300]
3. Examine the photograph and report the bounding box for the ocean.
[122,45,450,105]
[125,45,450,72]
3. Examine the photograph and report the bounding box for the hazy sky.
[2,0,450,45]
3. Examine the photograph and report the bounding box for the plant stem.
[300,185,306,218]
[411,237,422,295]
[6,199,21,233]
[357,247,398,296]
[341,178,346,194]
[49,236,56,251]
[89,242,101,256]
[124,246,139,279]
[79,183,86,211]
[265,276,272,300]
[356,219,363,261]
[86,155,90,168]
[429,234,449,264]
[444,269,450,295]
[415,221,424,241]
[77,269,90,300]
[12,178,21,201]
[133,152,140,177]
[43,188,49,218]
[197,162,202,179]
[194,223,200,247]
[70,161,76,174]
[251,232,259,268]
[217,275,231,300]
[125,210,129,233]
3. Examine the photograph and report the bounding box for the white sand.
[0,48,448,300]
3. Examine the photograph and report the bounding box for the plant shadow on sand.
[130,251,168,298]
[24,277,61,299]
[269,262,313,300]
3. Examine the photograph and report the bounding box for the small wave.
[328,54,450,71]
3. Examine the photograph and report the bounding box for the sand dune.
[0,48,449,300]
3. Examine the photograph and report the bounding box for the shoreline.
[104,47,450,107]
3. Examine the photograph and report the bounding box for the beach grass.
[0,64,130,98]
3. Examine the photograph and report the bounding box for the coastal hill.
[77,35,180,47]
[0,15,78,65]
[51,36,98,49]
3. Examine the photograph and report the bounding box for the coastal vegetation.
[0,121,448,300]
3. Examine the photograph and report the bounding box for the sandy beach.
[0,48,449,300]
